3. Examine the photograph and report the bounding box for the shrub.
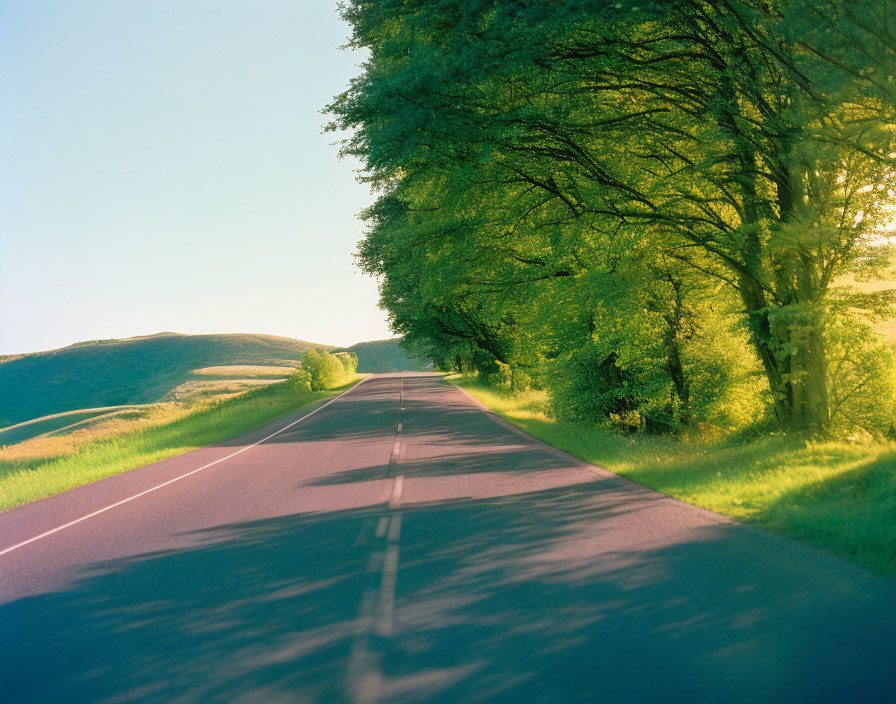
[301,349,350,391]
[336,351,359,375]
[287,369,312,393]
[547,345,640,425]
[826,316,896,437]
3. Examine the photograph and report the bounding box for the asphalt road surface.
[2,373,895,703]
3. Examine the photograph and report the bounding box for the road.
[1,373,895,703]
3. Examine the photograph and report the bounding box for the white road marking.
[0,378,369,558]
[386,514,402,542]
[350,378,405,699]
[346,590,381,704]
[388,475,404,509]
[376,543,400,637]
[352,656,382,704]
[375,517,389,539]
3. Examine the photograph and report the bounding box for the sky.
[0,0,391,355]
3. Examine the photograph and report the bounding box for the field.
[0,375,362,512]
[452,377,896,580]
[0,333,330,427]
[0,406,148,446]
[0,334,428,445]
[0,333,429,509]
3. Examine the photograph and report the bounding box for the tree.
[301,349,348,391]
[331,0,896,433]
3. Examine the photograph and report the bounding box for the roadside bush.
[826,316,896,437]
[547,345,639,426]
[336,351,359,375]
[546,299,767,436]
[681,314,769,434]
[287,369,312,393]
[487,361,534,392]
[486,360,513,388]
[301,349,351,391]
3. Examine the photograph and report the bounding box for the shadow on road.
[4,374,895,703]
[4,475,895,703]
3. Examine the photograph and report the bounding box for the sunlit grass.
[0,406,148,446]
[161,378,284,403]
[190,364,298,379]
[0,376,362,512]
[451,376,896,579]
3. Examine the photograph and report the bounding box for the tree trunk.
[782,305,830,431]
[738,275,791,427]
[768,160,830,432]
[739,279,830,432]
[661,283,691,426]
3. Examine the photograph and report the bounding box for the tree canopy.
[330,0,896,434]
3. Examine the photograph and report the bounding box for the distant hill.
[0,333,332,427]
[345,339,429,373]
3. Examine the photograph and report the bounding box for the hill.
[0,333,332,427]
[345,339,429,373]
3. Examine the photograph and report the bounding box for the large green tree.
[332,0,896,432]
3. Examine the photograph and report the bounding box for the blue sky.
[0,0,390,354]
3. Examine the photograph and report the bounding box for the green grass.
[0,332,335,427]
[451,376,896,580]
[0,406,146,446]
[189,364,298,379]
[0,376,362,512]
[160,378,285,403]
[0,332,428,429]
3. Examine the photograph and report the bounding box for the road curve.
[1,373,894,703]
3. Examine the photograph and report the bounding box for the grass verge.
[451,376,896,580]
[0,376,363,512]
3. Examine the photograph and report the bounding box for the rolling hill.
[345,339,430,374]
[0,333,429,430]
[0,333,330,427]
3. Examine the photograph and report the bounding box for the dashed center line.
[388,475,404,509]
[347,375,407,703]
[386,514,402,542]
[376,543,400,637]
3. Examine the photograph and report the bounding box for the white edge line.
[0,377,369,558]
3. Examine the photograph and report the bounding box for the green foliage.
[301,349,357,391]
[331,0,896,437]
[287,369,313,394]
[337,351,359,375]
[548,346,638,427]
[681,312,769,434]
[826,315,896,436]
